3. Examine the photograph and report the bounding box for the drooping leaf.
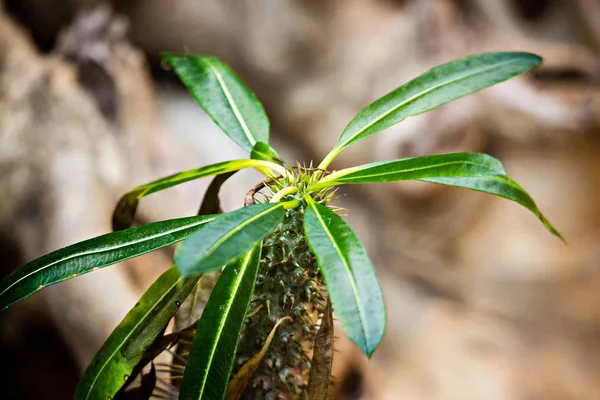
[75,267,198,400]
[113,159,285,231]
[312,152,562,239]
[0,215,216,311]
[179,172,231,332]
[198,171,238,215]
[176,203,285,276]
[306,299,334,400]
[121,332,179,392]
[139,365,157,399]
[180,245,262,400]
[175,272,221,333]
[250,141,283,165]
[114,364,157,400]
[303,196,385,357]
[163,53,269,152]
[227,316,292,400]
[172,181,232,386]
[320,52,541,167]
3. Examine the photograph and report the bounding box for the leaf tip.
[349,322,386,360]
[517,51,542,64]
[539,215,566,244]
[363,338,383,359]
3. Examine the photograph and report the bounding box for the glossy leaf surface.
[0,215,216,311]
[321,52,541,167]
[163,53,269,152]
[180,246,261,400]
[250,141,283,165]
[314,152,561,239]
[112,159,284,230]
[176,203,285,276]
[76,267,198,400]
[303,196,385,357]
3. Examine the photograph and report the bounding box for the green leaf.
[319,52,542,168]
[112,159,285,231]
[0,215,216,311]
[250,141,283,165]
[163,53,269,152]
[76,267,198,400]
[114,363,157,400]
[197,171,238,215]
[120,332,179,392]
[303,196,385,357]
[313,152,562,239]
[176,203,285,277]
[180,245,261,400]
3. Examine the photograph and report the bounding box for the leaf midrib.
[195,250,253,398]
[203,58,256,148]
[329,160,501,183]
[137,160,249,197]
[195,205,280,268]
[307,200,369,349]
[339,57,521,149]
[81,275,186,400]
[0,217,215,297]
[134,159,283,199]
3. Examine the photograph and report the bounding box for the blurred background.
[1,0,600,399]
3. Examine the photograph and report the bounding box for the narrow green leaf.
[163,53,269,152]
[120,332,178,392]
[176,203,285,276]
[198,171,238,215]
[313,152,562,239]
[250,141,283,165]
[303,196,385,357]
[112,159,285,231]
[114,363,157,400]
[0,215,216,311]
[320,52,541,168]
[76,267,198,400]
[180,245,261,400]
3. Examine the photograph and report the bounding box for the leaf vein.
[0,217,215,297]
[307,200,369,348]
[203,58,256,148]
[340,58,520,148]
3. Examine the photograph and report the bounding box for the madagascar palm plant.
[0,51,561,399]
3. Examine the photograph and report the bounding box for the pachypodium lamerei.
[0,52,562,400]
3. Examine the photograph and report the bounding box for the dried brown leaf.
[226,316,292,400]
[306,299,334,400]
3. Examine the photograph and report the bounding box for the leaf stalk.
[270,186,299,203]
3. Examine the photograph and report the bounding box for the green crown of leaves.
[0,51,562,400]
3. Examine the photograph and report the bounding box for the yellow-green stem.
[271,186,299,203]
[282,199,301,209]
[257,161,292,181]
[317,146,343,171]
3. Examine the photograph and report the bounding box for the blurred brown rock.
[0,3,166,369]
